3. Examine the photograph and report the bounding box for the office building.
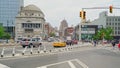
[0,0,23,38]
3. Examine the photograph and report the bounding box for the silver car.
[20,38,42,48]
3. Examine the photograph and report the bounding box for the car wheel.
[22,46,25,48]
[29,43,33,48]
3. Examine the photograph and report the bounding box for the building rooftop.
[22,4,42,12]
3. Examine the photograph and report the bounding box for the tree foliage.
[93,27,113,40]
[49,32,55,37]
[0,25,11,39]
[0,25,5,38]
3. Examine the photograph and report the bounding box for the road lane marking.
[68,61,76,68]
[75,59,89,68]
[0,63,10,68]
[37,66,47,68]
[36,59,76,68]
[36,59,89,68]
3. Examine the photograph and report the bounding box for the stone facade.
[15,5,45,40]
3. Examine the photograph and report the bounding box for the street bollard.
[30,46,33,54]
[43,45,46,53]
[1,47,5,58]
[37,45,40,53]
[12,46,16,56]
[49,50,52,52]
[22,46,27,55]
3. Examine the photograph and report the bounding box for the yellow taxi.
[52,39,66,47]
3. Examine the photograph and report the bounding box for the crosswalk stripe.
[75,59,89,68]
[0,63,10,68]
[37,66,47,68]
[68,61,76,68]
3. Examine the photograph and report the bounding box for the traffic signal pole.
[80,6,120,20]
[79,6,120,41]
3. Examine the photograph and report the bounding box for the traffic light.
[79,10,86,20]
[109,5,113,13]
[83,11,86,19]
[80,11,82,17]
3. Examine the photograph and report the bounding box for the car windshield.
[22,38,30,41]
[32,38,41,41]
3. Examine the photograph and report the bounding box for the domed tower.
[15,4,45,40]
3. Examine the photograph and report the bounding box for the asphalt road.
[0,46,120,68]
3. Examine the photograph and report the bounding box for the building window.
[106,23,108,25]
[115,23,117,25]
[109,19,111,21]
[25,13,28,16]
[106,18,108,21]
[115,27,117,30]
[25,29,33,33]
[118,23,120,26]
[118,31,120,34]
[112,23,114,25]
[109,23,111,25]
[22,23,41,28]
[115,31,117,34]
[118,27,120,30]
[118,19,120,21]
[112,18,113,21]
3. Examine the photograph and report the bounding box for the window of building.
[112,18,114,21]
[21,23,42,28]
[106,23,108,25]
[25,29,33,33]
[112,23,114,25]
[109,19,111,21]
[115,27,117,30]
[109,23,111,25]
[106,18,108,21]
[118,27,120,30]
[118,31,120,34]
[118,23,120,26]
[115,31,117,34]
[115,23,117,25]
[118,19,120,21]
[25,13,28,16]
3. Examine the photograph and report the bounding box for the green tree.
[0,25,5,39]
[49,32,55,37]
[93,27,113,40]
[104,27,113,40]
[3,33,11,39]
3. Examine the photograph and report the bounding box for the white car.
[20,37,42,48]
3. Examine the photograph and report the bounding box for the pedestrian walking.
[112,40,116,49]
[118,41,120,50]
[94,40,97,47]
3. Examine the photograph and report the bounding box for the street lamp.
[6,20,9,43]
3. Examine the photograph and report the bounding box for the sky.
[24,0,120,27]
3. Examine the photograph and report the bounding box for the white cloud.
[24,0,120,27]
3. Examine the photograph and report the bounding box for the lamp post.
[12,21,14,39]
[6,20,9,43]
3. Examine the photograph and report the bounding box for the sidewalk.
[0,42,19,47]
[97,43,120,53]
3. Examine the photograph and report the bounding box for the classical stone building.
[15,4,45,40]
